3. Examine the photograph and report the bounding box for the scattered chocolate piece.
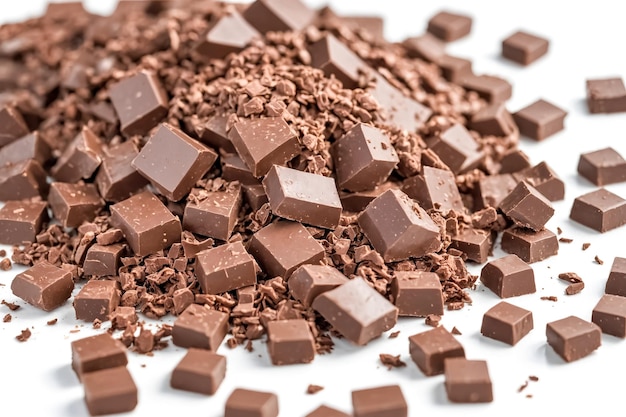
[16,328,31,342]
[499,181,554,231]
[171,348,227,395]
[46,318,57,325]
[592,294,626,338]
[0,131,51,167]
[306,384,324,395]
[435,54,473,83]
[474,174,518,210]
[82,366,138,416]
[425,314,442,327]
[352,385,408,417]
[451,327,462,335]
[408,326,465,376]
[0,199,48,245]
[559,237,573,243]
[48,182,103,229]
[11,261,74,311]
[0,159,49,201]
[577,147,626,186]
[289,264,349,308]
[224,388,279,417]
[73,280,121,322]
[461,74,512,103]
[110,307,138,330]
[95,141,149,203]
[0,105,29,147]
[243,0,315,34]
[51,126,103,182]
[390,271,444,317]
[444,358,493,403]
[481,301,533,345]
[427,10,472,42]
[427,123,483,174]
[267,319,315,365]
[541,296,558,302]
[71,333,128,378]
[450,229,493,264]
[308,33,366,90]
[501,30,549,66]
[513,99,567,141]
[565,282,584,295]
[606,257,626,296]
[586,77,626,114]
[195,241,257,295]
[570,188,626,233]
[184,185,242,241]
[172,304,229,350]
[546,316,601,362]
[402,33,446,63]
[379,353,407,370]
[389,331,401,339]
[3,313,11,322]
[594,255,604,265]
[480,254,536,298]
[582,243,591,251]
[194,12,260,60]
[402,166,464,214]
[83,243,127,277]
[499,149,531,174]
[470,102,516,137]
[500,227,559,263]
[515,161,565,202]
[1,300,20,311]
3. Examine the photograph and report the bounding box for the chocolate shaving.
[529,375,539,382]
[565,282,585,295]
[3,313,11,322]
[558,237,573,243]
[379,353,407,370]
[388,331,400,339]
[582,243,591,251]
[1,300,20,311]
[306,384,324,394]
[594,255,604,265]
[16,328,31,342]
[47,318,58,326]
[518,380,529,393]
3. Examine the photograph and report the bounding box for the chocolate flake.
[16,328,32,342]
[595,255,604,265]
[2,300,20,311]
[379,353,407,370]
[306,384,324,395]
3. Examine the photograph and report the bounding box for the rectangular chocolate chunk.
[499,180,554,231]
[170,348,227,395]
[390,271,444,317]
[48,182,104,228]
[0,159,48,201]
[83,243,127,277]
[592,294,626,338]
[450,229,492,264]
[470,102,516,137]
[578,147,626,186]
[546,315,601,362]
[444,358,493,403]
[194,12,259,60]
[51,126,104,182]
[427,123,483,174]
[73,280,121,322]
[514,161,565,202]
[83,366,137,416]
[172,304,229,350]
[409,326,465,376]
[402,33,446,63]
[569,188,626,233]
[352,385,407,417]
[309,34,366,90]
[225,388,279,417]
[513,99,567,141]
[427,11,472,42]
[242,0,315,34]
[0,131,51,167]
[0,199,48,244]
[184,184,242,241]
[461,74,512,103]
[288,264,349,308]
[71,333,128,378]
[474,173,518,210]
[586,77,626,114]
[267,319,315,365]
[11,261,74,311]
[95,141,149,203]
[500,227,558,263]
[481,301,533,345]
[606,257,626,297]
[221,153,259,185]
[435,54,473,83]
[402,166,463,214]
[0,104,29,147]
[501,30,549,66]
[195,241,257,294]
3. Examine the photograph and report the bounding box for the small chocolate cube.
[402,166,464,214]
[408,326,465,376]
[546,316,601,362]
[480,254,536,298]
[309,34,365,89]
[267,319,315,365]
[435,54,473,83]
[427,10,472,42]
[470,102,516,137]
[195,241,257,294]
[578,147,626,186]
[444,358,493,403]
[586,77,626,114]
[51,126,104,182]
[95,141,148,203]
[11,261,74,311]
[390,271,444,317]
[351,385,408,417]
[0,104,29,147]
[480,301,533,345]
[73,280,121,322]
[0,159,48,201]
[48,182,104,228]
[171,348,227,395]
[606,257,626,296]
[569,188,626,233]
[83,366,137,416]
[402,33,446,63]
[513,99,567,141]
[83,243,127,277]
[194,12,259,60]
[172,304,229,350]
[242,0,315,34]
[225,388,279,417]
[0,199,48,244]
[449,229,492,264]
[514,161,565,202]
[71,333,128,377]
[500,227,558,263]
[0,131,51,167]
[289,264,349,307]
[461,74,512,103]
[592,294,626,338]
[184,184,242,241]
[427,124,483,174]
[501,30,549,66]
[499,181,554,231]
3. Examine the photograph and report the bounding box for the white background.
[1,1,626,416]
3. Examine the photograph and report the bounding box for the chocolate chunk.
[111,306,138,330]
[369,74,432,131]
[51,126,104,182]
[288,264,349,308]
[402,166,464,214]
[95,141,149,203]
[305,405,350,417]
[83,366,137,416]
[427,123,483,174]
[172,303,229,350]
[0,105,29,147]
[402,33,446,63]
[586,77,626,114]
[480,254,536,298]
[592,294,626,338]
[309,34,366,89]
[358,189,441,262]
[83,243,127,277]
[444,358,493,403]
[110,191,182,256]
[481,301,533,345]
[312,277,398,345]
[0,159,48,201]
[195,241,257,294]
[195,12,260,60]
[109,70,169,136]
[427,11,472,42]
[461,74,512,103]
[340,182,399,213]
[184,184,242,240]
[513,99,567,141]
[171,348,227,395]
[499,181,554,231]
[74,280,121,322]
[0,131,51,167]
[501,31,549,66]
[225,388,278,417]
[499,149,531,174]
[194,114,234,154]
[408,326,465,376]
[470,102,516,137]
[546,316,601,362]
[514,161,565,202]
[474,173,517,210]
[569,188,626,233]
[11,261,74,311]
[267,319,315,365]
[577,147,626,186]
[500,227,558,263]
[242,184,269,211]
[71,333,128,377]
[352,385,407,417]
[0,199,48,244]
[342,15,385,40]
[606,257,626,296]
[221,154,259,185]
[450,229,493,264]
[242,0,315,34]
[435,54,473,83]
[48,182,103,229]
[390,271,444,317]
[228,117,299,178]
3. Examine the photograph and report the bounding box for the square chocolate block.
[225,388,279,417]
[48,182,104,228]
[0,159,48,201]
[0,104,29,147]
[408,326,465,376]
[514,161,565,201]
[500,227,558,263]
[402,33,446,63]
[569,188,626,233]
[71,333,128,378]
[95,141,149,203]
[444,358,493,403]
[474,174,518,210]
[449,229,492,264]
[51,126,104,182]
[390,271,444,317]
[586,77,626,114]
[606,257,626,296]
[170,348,227,395]
[11,261,74,311]
[0,131,51,167]
[195,241,257,294]
[546,316,601,362]
[592,294,626,338]
[480,254,536,298]
[73,280,121,322]
[402,166,464,214]
[309,34,366,90]
[513,99,567,141]
[83,243,127,277]
[242,184,269,212]
[242,0,315,34]
[267,319,315,365]
[481,301,533,345]
[427,124,483,174]
[83,367,137,416]
[499,181,554,231]
[194,12,260,60]
[578,147,626,186]
[427,11,472,42]
[172,304,229,350]
[461,74,512,103]
[470,102,516,137]
[501,31,549,66]
[184,184,242,241]
[288,264,349,308]
[499,149,531,174]
[0,199,48,245]
[352,385,407,417]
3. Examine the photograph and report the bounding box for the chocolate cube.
[449,229,492,264]
[73,280,121,322]
[83,366,137,416]
[11,261,74,311]
[0,131,51,167]
[0,199,48,244]
[435,54,473,83]
[0,104,29,147]
[195,241,257,294]
[513,99,567,141]
[546,316,601,362]
[461,74,512,103]
[224,388,279,417]
[194,12,259,60]
[514,161,565,202]
[170,348,227,395]
[606,257,626,296]
[288,264,349,308]
[309,34,364,89]
[390,271,444,317]
[499,180,554,231]
[578,147,626,186]
[569,188,626,233]
[480,254,536,298]
[444,358,493,403]
[592,294,626,338]
[0,159,48,201]
[95,141,148,203]
[48,182,104,228]
[480,301,533,345]
[408,326,465,376]
[474,173,518,210]
[183,184,242,241]
[71,333,128,377]
[83,243,127,277]
[427,124,483,174]
[221,153,258,185]
[242,0,315,34]
[351,385,408,417]
[427,11,472,42]
[470,102,516,137]
[402,33,446,63]
[172,304,229,350]
[586,77,626,114]
[500,227,558,263]
[267,319,315,365]
[501,30,549,66]
[51,126,103,182]
[402,166,463,214]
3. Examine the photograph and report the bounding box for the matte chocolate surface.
[288,264,349,308]
[0,159,48,201]
[546,315,601,362]
[221,154,259,185]
[480,254,536,298]
[184,184,242,240]
[515,161,565,202]
[195,241,257,294]
[11,261,74,311]
[427,11,472,42]
[0,199,48,244]
[606,257,626,297]
[0,131,51,167]
[195,12,260,60]
[435,54,473,83]
[82,366,138,416]
[73,280,121,322]
[267,319,316,365]
[409,326,465,376]
[170,348,227,395]
[71,333,128,377]
[513,99,567,141]
[474,173,518,210]
[577,147,626,186]
[243,0,315,34]
[196,114,235,154]
[390,271,444,317]
[450,229,492,264]
[481,301,533,345]
[224,388,279,417]
[402,166,464,214]
[309,33,366,89]
[0,104,29,147]
[444,358,493,403]
[305,405,350,417]
[586,77,626,114]
[501,30,549,66]
[499,180,554,231]
[461,74,512,103]
[470,102,516,137]
[402,33,446,63]
[499,149,531,174]
[592,294,626,338]
[83,243,127,277]
[569,188,626,233]
[352,385,408,417]
[48,182,103,229]
[51,126,103,182]
[427,123,483,174]
[172,303,229,350]
[95,141,149,202]
[500,226,558,263]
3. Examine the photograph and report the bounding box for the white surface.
[1,1,626,416]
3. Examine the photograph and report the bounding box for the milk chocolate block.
[606,257,626,296]
[0,159,48,201]
[195,12,259,60]
[51,126,103,182]
[499,149,531,174]
[481,301,533,345]
[288,264,349,307]
[242,184,269,211]
[470,102,516,137]
[358,189,441,262]
[501,31,549,66]
[0,199,48,244]
[578,147,626,186]
[95,141,148,202]
[195,241,257,294]
[352,385,407,417]
[444,358,493,403]
[195,114,235,153]
[267,319,315,365]
[546,316,601,362]
[402,33,446,63]
[592,294,626,338]
[184,184,242,240]
[409,326,465,376]
[228,117,299,177]
[248,220,325,278]
[132,123,217,201]
[312,278,398,345]
[461,74,512,103]
[480,254,535,298]
[110,191,182,256]
[243,0,315,34]
[171,348,227,395]
[340,182,399,213]
[569,188,626,232]
[513,99,567,141]
[11,261,74,311]
[221,154,258,185]
[74,280,121,322]
[83,243,126,277]
[305,405,350,417]
[500,227,558,263]
[309,34,366,89]
[225,388,279,417]
[427,123,483,174]
[48,182,103,228]
[474,173,517,210]
[514,161,565,201]
[109,70,169,136]
[0,131,51,167]
[402,166,463,214]
[71,333,128,377]
[172,304,229,350]
[0,104,29,147]
[332,123,399,192]
[586,77,626,114]
[427,11,472,42]
[435,54,473,83]
[499,181,554,231]
[83,366,137,416]
[390,271,444,317]
[450,229,492,263]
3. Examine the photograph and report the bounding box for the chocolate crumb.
[0,250,6,257]
[2,300,20,311]
[425,314,441,327]
[0,258,12,270]
[93,319,102,329]
[3,313,11,322]
[245,340,254,352]
[451,326,462,335]
[306,384,324,395]
[565,282,585,295]
[47,318,58,326]
[16,328,31,342]
[558,237,573,243]
[526,394,533,398]
[518,380,529,393]
[529,375,539,382]
[582,243,591,251]
[69,329,80,334]
[558,272,583,283]
[557,227,562,235]
[541,296,558,302]
[388,331,401,339]
[594,255,604,265]
[379,353,407,370]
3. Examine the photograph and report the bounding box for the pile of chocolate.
[2,1,626,416]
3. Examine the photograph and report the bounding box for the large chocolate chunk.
[480,254,536,298]
[51,126,104,182]
[586,77,626,114]
[195,241,257,295]
[0,159,48,201]
[513,99,567,141]
[288,264,349,308]
[577,147,626,186]
[606,257,626,297]
[427,123,483,174]
[546,316,601,362]
[11,261,74,311]
[592,294,626,338]
[266,319,315,365]
[351,385,408,417]
[402,166,464,214]
[224,388,279,417]
[0,199,48,244]
[48,182,104,229]
[444,358,493,403]
[73,280,121,322]
[500,227,558,263]
[481,301,533,345]
[390,271,444,317]
[499,181,554,231]
[194,12,260,60]
[184,184,242,241]
[569,188,626,233]
[83,367,138,416]
[0,104,29,147]
[427,10,472,42]
[95,141,149,203]
[172,304,229,350]
[71,333,128,377]
[221,153,258,185]
[409,326,465,376]
[170,348,227,395]
[242,0,315,34]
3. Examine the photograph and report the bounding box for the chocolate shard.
[500,227,559,263]
[71,333,128,378]
[195,241,257,294]
[546,316,601,362]
[351,385,408,417]
[444,358,493,403]
[402,33,446,63]
[48,182,104,229]
[461,74,512,103]
[288,264,349,308]
[391,271,444,317]
[480,254,536,298]
[267,319,316,365]
[0,159,48,201]
[83,243,127,277]
[409,326,465,376]
[481,301,533,345]
[577,147,626,186]
[402,166,464,214]
[73,280,121,322]
[11,261,74,311]
[501,30,549,66]
[0,104,29,147]
[499,180,554,231]
[569,188,626,233]
[242,0,315,34]
[0,131,51,167]
[513,99,567,141]
[95,141,149,203]
[514,161,565,202]
[586,77,626,114]
[0,199,48,244]
[83,366,138,416]
[427,123,484,174]
[170,348,227,395]
[309,34,366,89]
[606,257,626,297]
[51,126,104,182]
[427,10,472,42]
[470,102,516,137]
[194,12,260,60]
[184,184,242,241]
[224,388,279,417]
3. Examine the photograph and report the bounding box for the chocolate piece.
[480,254,536,298]
[305,405,350,417]
[435,54,473,83]
[243,184,269,211]
[309,34,366,89]
[267,319,315,365]
[408,326,465,376]
[11,261,74,311]
[402,166,463,214]
[592,294,626,338]
[474,173,517,210]
[390,271,444,317]
[513,99,567,141]
[342,15,384,40]
[228,117,299,178]
[352,385,407,417]
[0,131,51,167]
[109,70,169,136]
[0,199,48,244]
[0,105,29,147]
[243,0,314,34]
[499,149,531,174]
[578,147,626,186]
[110,191,182,256]
[48,182,103,228]
[83,366,137,416]
[111,306,138,330]
[195,12,259,60]
[546,316,601,362]
[569,188,626,233]
[71,333,128,377]
[481,301,533,345]
[263,165,342,229]
[195,114,235,153]
[224,388,279,417]
[83,243,126,277]
[248,220,325,279]
[444,358,493,403]
[172,303,229,350]
[184,185,242,240]
[514,161,565,202]
[74,280,121,322]
[606,257,626,296]
[450,229,492,263]
[470,102,516,137]
[499,181,554,231]
[358,189,440,262]
[461,74,512,103]
[95,141,149,202]
[221,154,259,185]
[402,33,446,63]
[501,31,549,66]
[427,123,483,174]
[427,11,472,42]
[288,264,349,307]
[0,159,48,201]
[171,348,227,395]
[51,126,104,182]
[312,277,398,345]
[586,77,626,114]
[500,227,559,263]
[132,123,217,201]
[340,182,399,213]
[195,241,257,294]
